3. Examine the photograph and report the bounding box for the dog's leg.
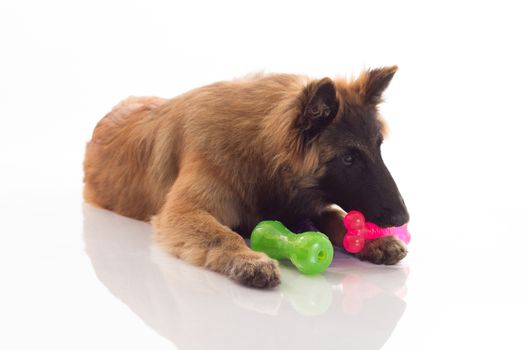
[151,177,280,288]
[313,206,407,265]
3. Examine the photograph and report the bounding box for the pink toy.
[343,211,411,253]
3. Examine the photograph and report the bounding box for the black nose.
[369,208,409,228]
[389,212,409,227]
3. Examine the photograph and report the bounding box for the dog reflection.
[83,205,407,350]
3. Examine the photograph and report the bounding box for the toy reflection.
[83,205,408,350]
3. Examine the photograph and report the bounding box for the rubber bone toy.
[251,221,334,275]
[343,210,411,253]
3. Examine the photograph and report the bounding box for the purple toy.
[343,211,410,253]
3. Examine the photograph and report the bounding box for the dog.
[83,66,409,288]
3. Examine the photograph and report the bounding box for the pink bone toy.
[343,210,411,253]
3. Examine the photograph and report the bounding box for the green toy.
[250,221,334,275]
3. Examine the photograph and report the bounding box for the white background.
[1,1,524,349]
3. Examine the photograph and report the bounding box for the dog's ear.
[297,78,339,138]
[359,66,397,104]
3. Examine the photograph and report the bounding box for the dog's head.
[294,66,408,227]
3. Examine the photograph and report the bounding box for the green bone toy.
[250,221,334,275]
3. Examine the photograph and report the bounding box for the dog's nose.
[370,207,409,228]
[389,212,409,227]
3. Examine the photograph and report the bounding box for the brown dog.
[83,67,409,288]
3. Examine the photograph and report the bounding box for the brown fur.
[84,69,406,288]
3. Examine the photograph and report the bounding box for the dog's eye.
[342,153,354,165]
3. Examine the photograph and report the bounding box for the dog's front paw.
[229,252,281,288]
[355,236,407,265]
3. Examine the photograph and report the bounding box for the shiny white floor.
[2,1,525,349]
[2,189,524,349]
